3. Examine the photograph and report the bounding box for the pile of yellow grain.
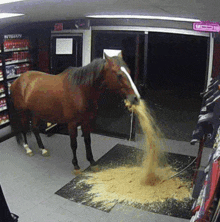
[81,99,191,206]
[83,166,190,205]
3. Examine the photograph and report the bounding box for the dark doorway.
[143,32,208,142]
[146,33,208,93]
[50,35,82,74]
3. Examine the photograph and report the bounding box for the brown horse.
[9,53,140,171]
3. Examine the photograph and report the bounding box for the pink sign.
[193,21,220,32]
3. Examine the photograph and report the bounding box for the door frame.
[51,29,92,67]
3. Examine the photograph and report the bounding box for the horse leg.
[68,122,80,171]
[22,131,34,157]
[32,117,49,157]
[81,123,96,167]
[19,112,34,156]
[33,130,50,157]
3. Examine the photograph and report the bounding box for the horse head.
[103,52,140,105]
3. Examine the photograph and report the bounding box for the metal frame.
[207,33,214,89]
[92,26,209,37]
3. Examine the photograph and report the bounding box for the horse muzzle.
[126,94,140,105]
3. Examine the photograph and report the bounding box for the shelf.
[0,119,10,126]
[7,74,21,80]
[0,36,31,130]
[0,93,6,98]
[4,47,29,52]
[5,58,29,65]
[0,106,7,112]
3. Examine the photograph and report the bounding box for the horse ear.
[104,53,112,66]
[104,53,110,60]
[118,51,123,58]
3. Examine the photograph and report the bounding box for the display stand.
[190,74,220,221]
[190,127,220,221]
[0,34,31,140]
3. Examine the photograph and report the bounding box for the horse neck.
[83,70,106,103]
[92,69,106,92]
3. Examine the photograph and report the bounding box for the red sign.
[54,23,63,31]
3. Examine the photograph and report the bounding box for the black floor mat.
[55,144,195,219]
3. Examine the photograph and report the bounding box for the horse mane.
[66,58,106,86]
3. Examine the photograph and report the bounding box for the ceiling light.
[0,0,23,4]
[87,15,200,23]
[0,13,24,19]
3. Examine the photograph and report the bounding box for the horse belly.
[26,92,66,122]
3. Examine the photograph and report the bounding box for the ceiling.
[1,0,220,29]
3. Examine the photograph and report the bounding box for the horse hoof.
[42,149,50,157]
[91,165,100,172]
[26,151,34,157]
[72,169,82,175]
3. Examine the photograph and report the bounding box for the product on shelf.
[12,51,30,61]
[5,58,13,63]
[0,113,9,125]
[0,84,5,98]
[16,63,30,75]
[7,81,14,95]
[4,39,30,50]
[0,70,3,79]
[0,84,5,93]
[12,52,18,60]
[6,63,30,79]
[5,51,30,63]
[6,65,16,78]
[0,98,7,110]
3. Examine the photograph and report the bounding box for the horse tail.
[8,95,31,145]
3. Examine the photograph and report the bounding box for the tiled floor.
[0,131,213,222]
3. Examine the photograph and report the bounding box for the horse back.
[11,71,66,121]
[10,71,88,123]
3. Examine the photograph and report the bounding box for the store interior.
[1,1,220,222]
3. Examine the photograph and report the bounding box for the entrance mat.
[55,144,195,219]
